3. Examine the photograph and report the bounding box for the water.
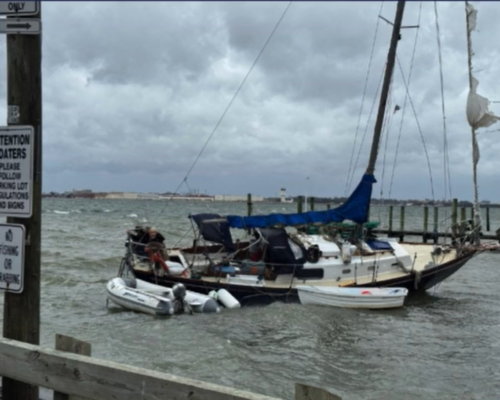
[1,199,500,400]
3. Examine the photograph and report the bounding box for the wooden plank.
[0,338,283,400]
[294,383,341,400]
[54,334,91,400]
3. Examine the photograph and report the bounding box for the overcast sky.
[0,1,499,201]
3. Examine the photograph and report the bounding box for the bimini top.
[189,213,235,252]
[225,174,376,229]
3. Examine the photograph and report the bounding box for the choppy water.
[1,199,500,400]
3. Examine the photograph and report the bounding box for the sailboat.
[122,2,499,305]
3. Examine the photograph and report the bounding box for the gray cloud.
[1,1,499,202]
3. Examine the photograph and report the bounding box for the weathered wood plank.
[54,334,92,400]
[294,383,341,400]
[0,338,283,400]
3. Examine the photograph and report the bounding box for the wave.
[53,210,70,215]
[127,213,138,218]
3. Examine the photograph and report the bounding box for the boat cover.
[190,213,235,252]
[259,228,306,274]
[226,174,376,229]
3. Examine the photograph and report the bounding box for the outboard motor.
[172,283,192,314]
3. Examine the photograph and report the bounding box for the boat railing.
[0,334,342,400]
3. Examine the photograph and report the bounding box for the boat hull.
[131,250,476,306]
[297,286,407,309]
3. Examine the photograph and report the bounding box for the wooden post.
[423,206,428,243]
[433,206,439,232]
[54,334,92,400]
[486,206,490,231]
[326,203,331,210]
[461,207,466,225]
[389,205,393,232]
[247,193,252,216]
[297,196,303,213]
[310,197,315,211]
[452,198,458,227]
[399,205,405,240]
[3,5,43,400]
[295,383,341,400]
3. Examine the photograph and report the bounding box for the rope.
[344,1,385,196]
[388,2,422,200]
[434,1,453,202]
[152,1,293,225]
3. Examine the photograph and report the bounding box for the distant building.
[280,188,293,203]
[214,195,264,202]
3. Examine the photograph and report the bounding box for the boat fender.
[208,290,218,299]
[342,244,352,264]
[361,290,372,295]
[217,289,241,309]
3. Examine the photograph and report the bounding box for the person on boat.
[127,226,150,257]
[145,227,169,260]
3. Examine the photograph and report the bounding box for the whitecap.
[54,210,70,215]
[127,213,138,218]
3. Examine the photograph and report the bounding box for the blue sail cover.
[226,174,376,229]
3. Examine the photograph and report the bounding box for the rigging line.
[152,1,293,223]
[388,1,422,200]
[174,1,292,197]
[434,1,452,202]
[396,55,436,202]
[344,1,385,196]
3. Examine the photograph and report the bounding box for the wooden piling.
[433,206,438,232]
[399,206,405,240]
[54,334,92,400]
[326,203,331,210]
[389,205,393,232]
[423,206,428,243]
[452,198,458,227]
[486,206,490,231]
[3,5,43,400]
[298,196,303,213]
[247,193,252,216]
[310,197,315,211]
[461,207,466,224]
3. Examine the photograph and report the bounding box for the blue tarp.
[226,174,376,229]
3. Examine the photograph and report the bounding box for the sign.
[7,105,20,124]
[0,126,34,217]
[0,18,41,35]
[0,1,39,16]
[0,223,25,293]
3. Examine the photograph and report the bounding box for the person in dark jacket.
[127,226,150,257]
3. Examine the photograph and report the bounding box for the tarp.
[190,213,235,252]
[226,174,376,229]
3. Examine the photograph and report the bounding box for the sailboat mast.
[366,1,406,175]
[465,1,481,245]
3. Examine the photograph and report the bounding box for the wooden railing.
[0,335,341,400]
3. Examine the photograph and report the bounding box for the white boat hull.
[297,286,408,309]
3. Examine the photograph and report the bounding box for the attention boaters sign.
[0,126,34,217]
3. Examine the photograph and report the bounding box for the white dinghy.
[297,286,408,309]
[106,277,221,316]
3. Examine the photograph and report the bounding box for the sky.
[0,1,499,202]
